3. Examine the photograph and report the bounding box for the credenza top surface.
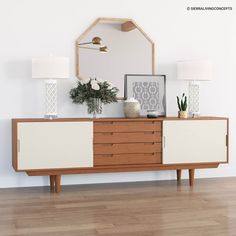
[12,117,228,123]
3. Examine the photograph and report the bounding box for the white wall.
[0,0,235,188]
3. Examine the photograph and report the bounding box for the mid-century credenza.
[12,117,229,193]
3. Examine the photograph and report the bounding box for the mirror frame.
[75,17,155,98]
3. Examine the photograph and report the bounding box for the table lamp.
[177,60,212,116]
[32,56,69,119]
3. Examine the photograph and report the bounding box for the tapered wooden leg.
[49,175,56,192]
[189,169,195,186]
[177,169,182,183]
[55,175,61,193]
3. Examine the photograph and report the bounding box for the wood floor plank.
[0,177,236,235]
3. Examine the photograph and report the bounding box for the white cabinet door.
[163,120,227,164]
[17,122,93,170]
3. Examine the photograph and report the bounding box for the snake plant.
[177,93,187,111]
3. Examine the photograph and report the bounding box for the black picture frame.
[124,74,166,117]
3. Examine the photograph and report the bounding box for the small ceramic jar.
[124,98,141,118]
[178,111,188,118]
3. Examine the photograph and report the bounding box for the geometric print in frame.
[132,81,159,110]
[124,74,166,116]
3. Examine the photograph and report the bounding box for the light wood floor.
[1,177,236,236]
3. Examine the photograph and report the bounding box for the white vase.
[178,111,188,118]
[124,98,141,118]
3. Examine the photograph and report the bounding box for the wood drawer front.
[94,153,162,166]
[94,143,161,155]
[94,132,162,143]
[94,121,161,133]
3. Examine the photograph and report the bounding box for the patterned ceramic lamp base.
[45,79,57,119]
[189,81,200,116]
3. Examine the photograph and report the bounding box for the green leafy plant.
[69,78,119,105]
[177,93,187,111]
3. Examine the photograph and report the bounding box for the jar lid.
[125,97,139,103]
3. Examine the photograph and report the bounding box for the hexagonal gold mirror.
[76,17,155,98]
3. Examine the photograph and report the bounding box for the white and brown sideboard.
[12,117,229,193]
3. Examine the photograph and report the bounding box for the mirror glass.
[76,18,154,97]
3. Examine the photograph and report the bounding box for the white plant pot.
[178,111,188,118]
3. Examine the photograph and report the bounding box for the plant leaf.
[177,96,181,110]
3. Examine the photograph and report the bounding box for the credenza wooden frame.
[12,117,229,193]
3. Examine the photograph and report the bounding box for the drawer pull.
[99,143,114,146]
[17,139,20,152]
[100,132,113,135]
[106,154,113,157]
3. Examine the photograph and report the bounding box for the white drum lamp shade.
[32,56,69,118]
[177,61,212,81]
[32,56,69,79]
[177,61,212,116]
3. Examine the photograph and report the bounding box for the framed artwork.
[124,74,166,116]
